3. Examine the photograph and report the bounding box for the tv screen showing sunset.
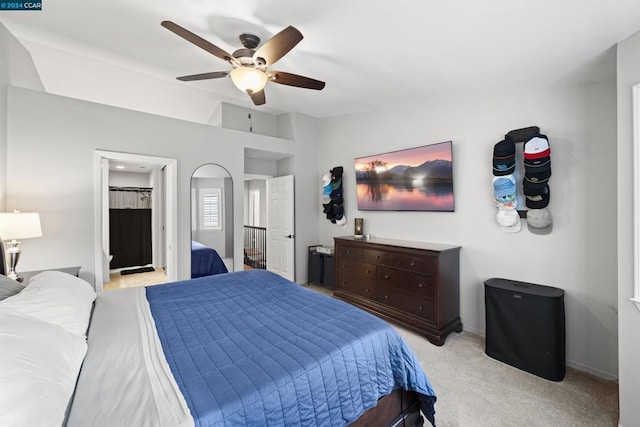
[354,141,454,211]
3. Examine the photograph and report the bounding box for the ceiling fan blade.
[161,21,239,67]
[176,71,229,81]
[267,71,325,90]
[253,26,303,66]
[248,89,266,106]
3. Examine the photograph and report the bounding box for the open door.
[266,175,295,281]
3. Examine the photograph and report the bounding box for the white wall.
[18,40,224,125]
[278,114,322,284]
[5,86,302,284]
[0,23,44,211]
[0,25,8,212]
[317,82,619,379]
[108,171,151,188]
[616,30,640,427]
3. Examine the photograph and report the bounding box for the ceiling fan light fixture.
[230,67,268,93]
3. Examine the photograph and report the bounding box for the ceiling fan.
[161,21,326,106]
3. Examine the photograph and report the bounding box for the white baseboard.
[565,359,618,381]
[460,328,618,381]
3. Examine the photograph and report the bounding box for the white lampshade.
[230,67,268,93]
[0,212,43,241]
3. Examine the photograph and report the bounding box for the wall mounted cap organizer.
[493,125,553,232]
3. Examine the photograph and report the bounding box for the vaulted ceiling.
[2,1,640,123]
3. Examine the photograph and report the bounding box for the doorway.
[93,150,177,292]
[243,148,295,280]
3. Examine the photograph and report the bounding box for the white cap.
[496,208,521,233]
[527,208,552,235]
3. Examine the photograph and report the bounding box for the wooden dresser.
[333,236,462,346]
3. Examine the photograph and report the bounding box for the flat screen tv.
[355,141,454,211]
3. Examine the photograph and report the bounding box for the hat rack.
[504,126,541,218]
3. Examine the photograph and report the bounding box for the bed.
[191,240,228,278]
[0,269,437,427]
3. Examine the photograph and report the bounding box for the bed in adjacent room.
[0,269,437,427]
[191,240,228,278]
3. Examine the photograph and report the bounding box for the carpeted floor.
[396,328,618,427]
[305,283,619,427]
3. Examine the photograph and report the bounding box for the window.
[201,188,222,230]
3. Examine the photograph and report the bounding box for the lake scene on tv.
[355,141,454,211]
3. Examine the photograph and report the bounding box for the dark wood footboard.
[349,389,424,427]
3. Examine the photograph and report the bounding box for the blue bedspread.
[191,240,228,278]
[146,269,436,426]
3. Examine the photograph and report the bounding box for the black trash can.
[308,249,323,285]
[484,278,566,381]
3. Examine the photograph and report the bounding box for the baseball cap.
[524,156,551,174]
[493,139,516,176]
[496,208,522,233]
[493,157,516,176]
[493,175,516,203]
[524,134,551,160]
[524,184,550,209]
[522,175,548,192]
[524,168,551,184]
[527,208,553,235]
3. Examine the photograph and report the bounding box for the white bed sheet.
[66,287,193,427]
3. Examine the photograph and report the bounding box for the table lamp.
[0,211,43,282]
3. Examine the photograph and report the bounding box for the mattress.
[68,270,436,426]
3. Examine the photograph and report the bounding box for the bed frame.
[350,389,424,427]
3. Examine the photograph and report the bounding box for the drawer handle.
[410,261,415,266]
[384,274,389,279]
[384,295,389,299]
[418,305,423,310]
[346,250,351,254]
[418,283,424,288]
[377,255,380,259]
[365,288,370,293]
[366,270,370,274]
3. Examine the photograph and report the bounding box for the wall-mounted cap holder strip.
[492,126,553,233]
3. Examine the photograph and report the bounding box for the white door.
[266,175,295,281]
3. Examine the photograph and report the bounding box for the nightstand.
[20,266,81,283]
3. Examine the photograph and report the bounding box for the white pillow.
[0,271,96,337]
[0,308,88,427]
[0,275,25,300]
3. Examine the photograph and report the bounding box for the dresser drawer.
[337,259,376,282]
[394,253,437,273]
[363,249,394,265]
[336,276,375,298]
[377,289,435,320]
[377,266,435,298]
[336,244,363,261]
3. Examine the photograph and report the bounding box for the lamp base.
[6,240,23,283]
[7,271,24,283]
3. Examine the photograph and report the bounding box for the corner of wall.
[616,29,640,427]
[0,24,9,211]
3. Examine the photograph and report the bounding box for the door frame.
[93,150,178,291]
